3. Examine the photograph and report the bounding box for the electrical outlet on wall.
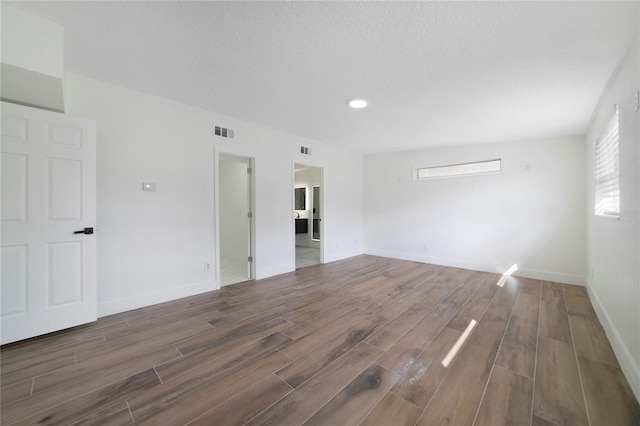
[204,262,211,272]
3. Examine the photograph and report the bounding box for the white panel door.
[1,102,97,344]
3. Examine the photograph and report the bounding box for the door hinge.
[247,167,252,174]
[247,211,253,219]
[248,256,253,262]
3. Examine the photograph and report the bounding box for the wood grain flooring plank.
[279,309,369,360]
[33,344,177,395]
[156,325,291,383]
[1,347,177,424]
[355,284,417,315]
[1,333,105,381]
[276,318,379,388]
[244,342,382,426]
[533,336,589,425]
[512,278,541,321]
[495,315,538,378]
[417,342,494,426]
[4,368,159,425]
[188,374,293,426]
[390,326,462,409]
[357,286,415,313]
[207,302,291,328]
[532,414,560,426]
[281,289,333,309]
[0,311,134,358]
[467,303,512,355]
[130,343,292,424]
[222,279,318,307]
[72,320,212,363]
[492,276,521,308]
[577,356,640,426]
[417,285,456,308]
[474,365,534,426]
[1,351,76,389]
[0,379,32,407]
[101,309,218,346]
[346,275,402,301]
[562,284,596,318]
[359,392,422,426]
[569,314,618,367]
[180,313,289,355]
[376,310,449,374]
[125,297,229,326]
[281,301,360,340]
[70,400,132,426]
[447,282,496,331]
[282,292,353,324]
[539,281,572,344]
[365,303,431,351]
[0,325,113,365]
[366,294,424,327]
[302,364,398,426]
[377,285,474,373]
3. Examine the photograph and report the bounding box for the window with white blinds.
[594,105,620,217]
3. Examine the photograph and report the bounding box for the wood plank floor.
[2,255,639,425]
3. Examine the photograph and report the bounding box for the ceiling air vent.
[300,146,312,155]
[214,125,235,139]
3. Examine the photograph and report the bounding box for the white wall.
[586,34,639,399]
[63,73,363,316]
[364,136,587,284]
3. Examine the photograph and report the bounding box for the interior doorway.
[294,164,322,268]
[219,154,254,286]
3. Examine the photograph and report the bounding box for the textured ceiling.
[8,1,640,153]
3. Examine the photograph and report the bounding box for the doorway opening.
[219,154,254,286]
[294,164,322,268]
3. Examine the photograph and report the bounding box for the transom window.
[415,159,502,180]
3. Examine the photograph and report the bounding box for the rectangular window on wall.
[595,105,620,217]
[414,159,501,180]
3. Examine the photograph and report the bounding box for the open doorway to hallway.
[294,164,322,268]
[219,154,254,286]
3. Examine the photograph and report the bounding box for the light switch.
[142,182,157,191]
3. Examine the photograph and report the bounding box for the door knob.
[74,227,94,235]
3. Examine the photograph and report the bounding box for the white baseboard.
[363,248,586,285]
[587,281,640,401]
[98,280,216,317]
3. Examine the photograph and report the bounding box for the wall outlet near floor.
[204,262,211,272]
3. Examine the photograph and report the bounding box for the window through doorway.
[294,164,322,268]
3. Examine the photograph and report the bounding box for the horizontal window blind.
[595,105,619,217]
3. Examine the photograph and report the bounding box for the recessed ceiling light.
[348,99,368,109]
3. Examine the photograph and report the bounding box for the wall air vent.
[214,125,235,139]
[300,146,312,155]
